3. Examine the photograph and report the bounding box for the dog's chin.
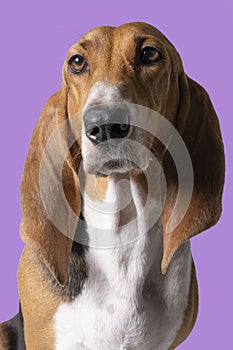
[84,160,143,177]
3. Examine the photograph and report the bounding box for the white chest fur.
[54,174,192,350]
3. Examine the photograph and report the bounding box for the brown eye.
[68,55,88,74]
[140,47,162,65]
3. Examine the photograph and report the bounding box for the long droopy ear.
[161,74,225,273]
[20,83,81,285]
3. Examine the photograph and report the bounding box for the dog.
[0,22,225,350]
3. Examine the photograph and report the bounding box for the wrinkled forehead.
[67,22,177,57]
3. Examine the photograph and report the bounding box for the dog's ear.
[20,83,81,285]
[161,74,225,273]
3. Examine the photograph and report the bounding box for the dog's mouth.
[82,136,153,175]
[96,159,141,176]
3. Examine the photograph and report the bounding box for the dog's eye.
[68,55,88,74]
[140,47,162,65]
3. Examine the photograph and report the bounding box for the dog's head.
[20,22,225,284]
[63,23,183,175]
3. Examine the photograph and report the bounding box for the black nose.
[84,105,131,144]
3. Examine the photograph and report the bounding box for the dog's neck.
[55,172,192,350]
[83,171,164,291]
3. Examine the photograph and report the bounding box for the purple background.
[0,0,232,348]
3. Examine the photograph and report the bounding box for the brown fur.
[20,89,81,286]
[0,22,225,349]
[161,76,225,273]
[18,248,60,350]
[0,325,9,350]
[84,174,109,201]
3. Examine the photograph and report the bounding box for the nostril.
[90,126,101,138]
[110,123,130,139]
[119,124,128,131]
[86,126,103,143]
